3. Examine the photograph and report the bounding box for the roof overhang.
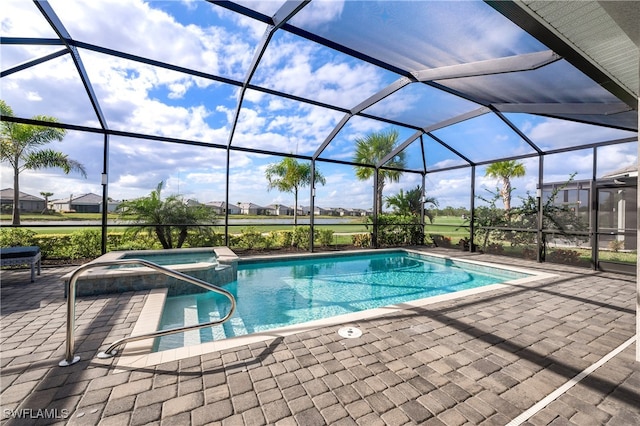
[487,0,639,111]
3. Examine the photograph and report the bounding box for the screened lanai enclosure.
[1,1,638,272]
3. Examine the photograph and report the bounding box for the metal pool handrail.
[59,258,236,367]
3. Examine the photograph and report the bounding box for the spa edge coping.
[62,247,238,281]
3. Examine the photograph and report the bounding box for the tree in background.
[385,185,439,222]
[484,160,525,211]
[0,100,87,225]
[117,181,217,249]
[353,129,406,215]
[40,191,54,214]
[510,173,587,260]
[265,157,326,226]
[385,189,413,216]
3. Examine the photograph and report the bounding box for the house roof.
[265,204,293,209]
[206,201,241,209]
[71,193,103,204]
[238,202,265,209]
[601,165,638,179]
[0,188,44,202]
[50,193,102,205]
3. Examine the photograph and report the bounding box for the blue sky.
[1,0,637,210]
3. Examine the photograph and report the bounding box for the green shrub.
[376,214,423,246]
[316,229,334,247]
[228,234,244,248]
[184,229,224,247]
[0,228,37,247]
[263,232,279,249]
[35,234,72,259]
[69,229,102,259]
[292,226,312,249]
[236,227,264,249]
[277,230,293,247]
[352,233,371,248]
[111,232,161,251]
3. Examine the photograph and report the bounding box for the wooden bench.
[1,246,42,282]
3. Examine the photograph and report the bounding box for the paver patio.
[1,249,638,425]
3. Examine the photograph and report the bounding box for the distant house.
[265,204,294,216]
[601,164,638,182]
[106,200,120,212]
[206,201,241,215]
[298,206,311,216]
[237,202,267,215]
[51,193,103,213]
[352,208,370,217]
[540,165,638,251]
[336,207,357,217]
[0,188,45,213]
[313,206,331,216]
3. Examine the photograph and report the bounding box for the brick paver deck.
[1,249,638,425]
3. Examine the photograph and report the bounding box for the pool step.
[224,316,248,338]
[206,309,228,341]
[183,299,201,346]
[156,294,246,351]
[155,295,201,351]
[213,297,248,338]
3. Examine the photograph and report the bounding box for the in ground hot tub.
[64,247,238,297]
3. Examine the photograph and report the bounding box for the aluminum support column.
[310,161,316,253]
[100,133,109,254]
[537,155,544,262]
[636,58,639,362]
[470,166,476,252]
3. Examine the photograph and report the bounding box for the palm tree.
[0,100,87,225]
[40,191,54,214]
[117,181,217,249]
[353,129,406,215]
[485,160,526,211]
[385,185,439,222]
[265,157,326,226]
[385,189,412,216]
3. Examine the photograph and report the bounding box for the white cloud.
[254,34,386,109]
[46,0,257,79]
[1,1,57,38]
[25,92,42,101]
[527,119,634,151]
[596,144,637,177]
[289,1,345,29]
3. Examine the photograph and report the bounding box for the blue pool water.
[154,251,527,351]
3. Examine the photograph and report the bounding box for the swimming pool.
[153,250,530,351]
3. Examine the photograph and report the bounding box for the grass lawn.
[425,216,469,241]
[0,212,109,221]
[4,215,471,242]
